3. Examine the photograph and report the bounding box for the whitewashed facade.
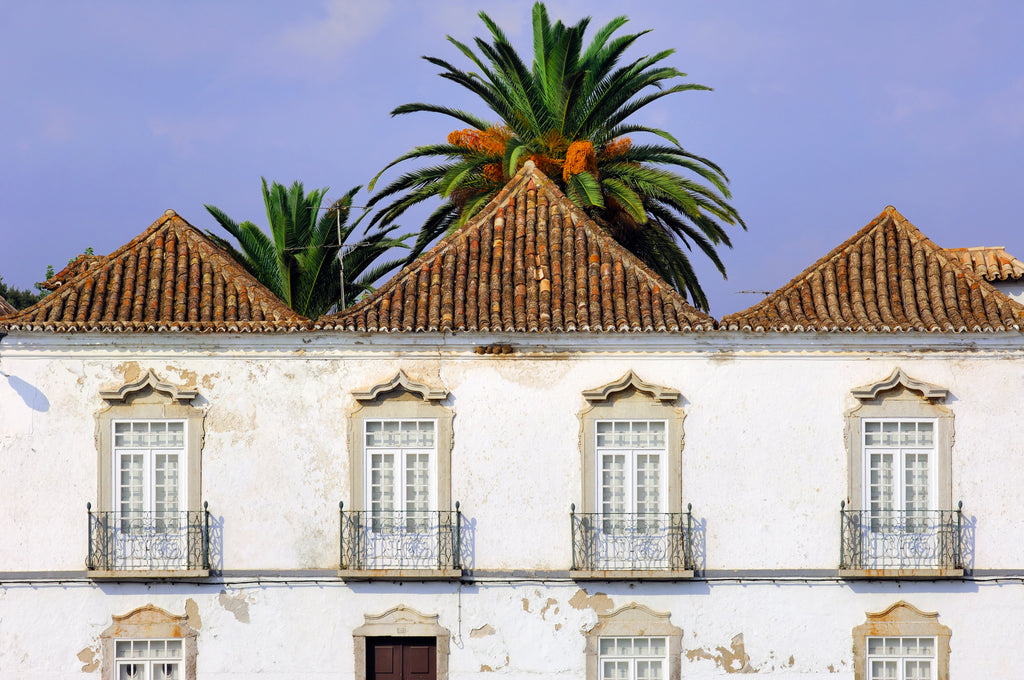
[3,170,1023,679]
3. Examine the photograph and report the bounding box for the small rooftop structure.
[944,246,1024,282]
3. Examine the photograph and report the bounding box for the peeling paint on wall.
[470,624,496,638]
[568,588,614,614]
[77,646,99,673]
[540,598,559,620]
[218,590,250,623]
[480,655,509,672]
[185,598,202,630]
[685,633,755,673]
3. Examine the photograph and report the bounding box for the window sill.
[839,568,964,580]
[571,569,694,580]
[338,568,463,581]
[87,569,211,580]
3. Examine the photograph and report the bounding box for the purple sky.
[3,1,1023,317]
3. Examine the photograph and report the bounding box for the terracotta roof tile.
[0,294,15,317]
[317,162,714,333]
[1,210,309,333]
[944,246,1024,282]
[722,206,1024,332]
[39,254,106,291]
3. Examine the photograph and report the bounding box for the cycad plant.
[205,179,408,318]
[367,2,744,310]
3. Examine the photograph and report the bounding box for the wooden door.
[368,637,436,680]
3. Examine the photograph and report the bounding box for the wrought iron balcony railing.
[571,505,694,572]
[339,502,461,571]
[87,502,211,571]
[840,501,964,571]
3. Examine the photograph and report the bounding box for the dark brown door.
[368,637,436,680]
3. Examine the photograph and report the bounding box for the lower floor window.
[867,637,935,680]
[599,636,666,680]
[116,639,182,680]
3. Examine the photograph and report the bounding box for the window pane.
[601,455,626,515]
[119,664,146,680]
[405,453,430,514]
[154,662,179,680]
[635,454,661,515]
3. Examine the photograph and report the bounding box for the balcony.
[839,501,965,578]
[570,505,695,579]
[338,502,462,579]
[87,502,211,578]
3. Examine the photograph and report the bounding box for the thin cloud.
[280,0,392,62]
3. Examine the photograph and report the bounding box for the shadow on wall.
[208,513,225,572]
[2,372,50,412]
[459,514,477,570]
[961,512,977,573]
[690,515,708,575]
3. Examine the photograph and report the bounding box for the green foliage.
[0,277,44,310]
[368,2,744,310]
[205,179,410,319]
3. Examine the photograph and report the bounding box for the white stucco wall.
[2,330,1023,677]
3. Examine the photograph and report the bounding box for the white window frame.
[598,635,669,680]
[595,419,669,519]
[861,418,937,519]
[114,638,184,680]
[865,636,936,680]
[853,601,950,680]
[112,419,188,519]
[363,418,438,522]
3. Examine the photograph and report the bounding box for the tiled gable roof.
[722,206,1024,332]
[0,294,15,317]
[1,210,309,333]
[317,162,715,333]
[945,246,1024,282]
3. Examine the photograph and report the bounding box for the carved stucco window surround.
[99,604,199,680]
[90,370,210,579]
[352,605,451,680]
[341,371,461,580]
[840,368,964,579]
[573,371,694,580]
[852,601,951,680]
[585,603,683,680]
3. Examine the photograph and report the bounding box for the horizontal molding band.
[4,568,1024,584]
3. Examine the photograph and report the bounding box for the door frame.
[353,606,450,680]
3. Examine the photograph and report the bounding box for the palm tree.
[367,2,743,310]
[205,179,408,319]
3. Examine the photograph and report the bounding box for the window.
[842,369,961,576]
[92,371,207,575]
[576,372,690,575]
[585,604,681,680]
[599,636,668,680]
[597,420,667,518]
[100,605,198,680]
[366,419,436,530]
[344,372,458,574]
[852,602,950,680]
[115,639,183,680]
[863,419,935,535]
[865,637,935,680]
